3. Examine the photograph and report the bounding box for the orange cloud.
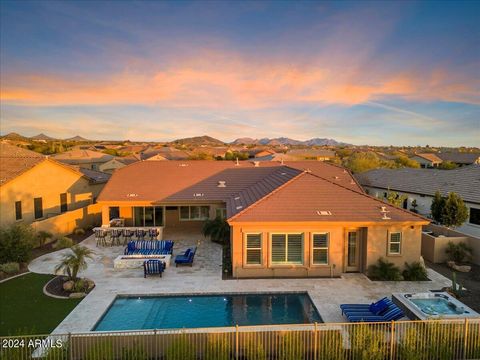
[1,52,478,108]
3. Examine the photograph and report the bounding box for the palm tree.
[55,245,95,281]
[202,217,230,244]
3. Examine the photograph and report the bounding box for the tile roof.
[229,172,426,223]
[97,160,361,202]
[53,149,114,164]
[355,166,480,204]
[286,149,336,157]
[413,153,443,163]
[0,142,46,185]
[436,152,480,164]
[75,167,111,183]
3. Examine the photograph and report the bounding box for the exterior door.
[346,230,360,272]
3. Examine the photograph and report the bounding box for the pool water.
[94,293,322,331]
[410,298,464,316]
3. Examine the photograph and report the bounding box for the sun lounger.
[174,247,196,267]
[340,297,391,314]
[345,304,404,322]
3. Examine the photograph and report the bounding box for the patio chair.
[123,229,134,245]
[148,228,159,240]
[135,229,146,241]
[340,297,392,315]
[175,247,196,267]
[95,229,108,247]
[345,304,404,322]
[110,229,122,246]
[143,260,166,278]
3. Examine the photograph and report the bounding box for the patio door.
[346,230,360,272]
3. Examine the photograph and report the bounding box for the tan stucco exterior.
[0,159,104,227]
[229,221,425,278]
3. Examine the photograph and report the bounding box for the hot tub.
[392,292,480,320]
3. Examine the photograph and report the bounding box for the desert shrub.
[446,241,472,263]
[317,330,345,360]
[0,223,36,263]
[165,336,195,360]
[0,262,20,274]
[36,230,53,247]
[241,333,267,360]
[53,236,74,250]
[402,261,429,281]
[204,334,232,360]
[74,227,85,235]
[349,325,387,360]
[121,342,147,360]
[368,257,402,281]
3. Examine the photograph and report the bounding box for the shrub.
[431,191,469,228]
[0,223,36,263]
[402,262,429,281]
[446,241,472,263]
[121,342,147,360]
[36,230,53,247]
[55,245,95,281]
[204,334,232,360]
[74,228,85,235]
[53,236,74,250]
[165,336,196,360]
[0,262,20,274]
[349,325,387,360]
[278,332,304,360]
[368,257,402,281]
[202,217,230,244]
[84,339,114,360]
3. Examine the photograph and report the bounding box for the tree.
[0,223,36,263]
[442,192,469,227]
[386,190,408,208]
[438,161,458,170]
[410,199,418,213]
[394,156,420,169]
[55,245,94,281]
[343,152,395,173]
[202,217,230,244]
[431,191,445,223]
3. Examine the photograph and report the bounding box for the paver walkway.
[29,231,451,333]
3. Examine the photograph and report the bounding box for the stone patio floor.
[28,231,452,334]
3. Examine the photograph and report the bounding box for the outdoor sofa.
[124,240,174,255]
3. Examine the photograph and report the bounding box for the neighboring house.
[97,160,427,278]
[99,154,142,173]
[410,153,443,168]
[436,152,480,167]
[356,166,480,237]
[285,149,336,161]
[0,143,110,227]
[53,149,114,170]
[254,149,277,158]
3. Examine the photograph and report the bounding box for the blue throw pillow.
[369,301,389,315]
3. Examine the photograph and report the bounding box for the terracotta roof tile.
[0,142,45,185]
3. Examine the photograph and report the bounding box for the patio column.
[101,205,110,226]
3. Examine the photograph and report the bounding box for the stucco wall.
[230,223,423,278]
[0,160,101,227]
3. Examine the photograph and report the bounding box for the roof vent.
[126,193,138,198]
[217,181,226,188]
[253,161,260,167]
[343,169,347,173]
[381,213,391,220]
[234,196,240,201]
[316,210,332,216]
[179,163,188,167]
[235,158,240,166]
[305,168,312,173]
[236,205,243,210]
[350,180,356,184]
[380,206,391,220]
[334,176,340,180]
[193,193,204,197]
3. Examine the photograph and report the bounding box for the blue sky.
[1,0,479,145]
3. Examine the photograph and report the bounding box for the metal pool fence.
[1,318,479,360]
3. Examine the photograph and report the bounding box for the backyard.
[0,273,82,336]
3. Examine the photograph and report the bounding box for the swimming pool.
[93,292,322,331]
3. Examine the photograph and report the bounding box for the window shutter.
[246,234,261,265]
[271,234,286,263]
[287,234,303,263]
[313,233,328,264]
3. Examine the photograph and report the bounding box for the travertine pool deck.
[28,232,451,334]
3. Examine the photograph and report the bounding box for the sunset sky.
[1,1,479,146]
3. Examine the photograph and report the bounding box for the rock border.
[43,276,71,299]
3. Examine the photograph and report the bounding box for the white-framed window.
[245,233,262,265]
[216,208,227,219]
[312,233,329,265]
[179,206,210,221]
[271,233,303,265]
[388,232,402,255]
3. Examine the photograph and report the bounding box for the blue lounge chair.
[342,299,393,316]
[143,260,165,278]
[340,297,390,314]
[175,247,196,267]
[346,304,404,323]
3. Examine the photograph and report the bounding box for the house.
[97,160,427,278]
[53,149,115,170]
[254,149,277,158]
[355,165,480,237]
[285,149,336,161]
[99,154,142,173]
[436,152,480,167]
[410,153,442,168]
[0,142,110,227]
[141,146,190,160]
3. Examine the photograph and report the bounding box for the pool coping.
[91,290,323,332]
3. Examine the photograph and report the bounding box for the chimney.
[217,181,226,188]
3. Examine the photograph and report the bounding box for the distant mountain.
[31,133,56,141]
[65,135,90,142]
[231,137,349,146]
[0,132,30,141]
[171,135,225,146]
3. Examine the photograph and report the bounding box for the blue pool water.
[410,298,464,315]
[94,293,322,331]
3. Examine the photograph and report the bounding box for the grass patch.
[0,273,82,335]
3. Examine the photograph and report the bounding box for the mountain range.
[231,137,348,146]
